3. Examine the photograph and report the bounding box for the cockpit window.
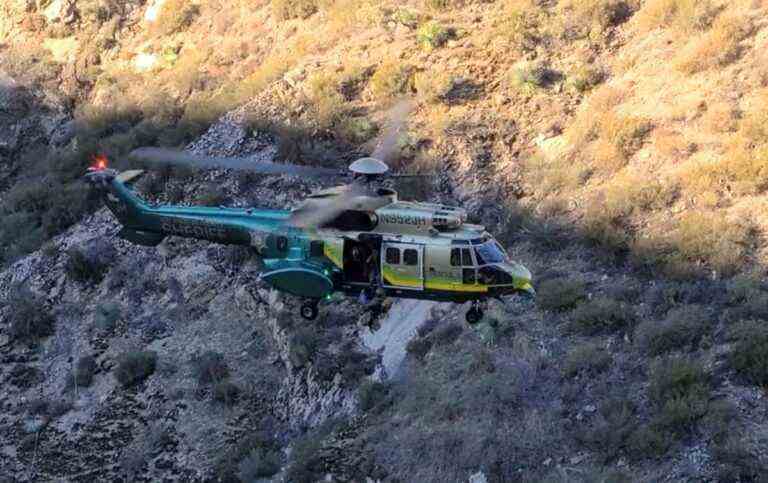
[474,242,506,265]
[479,266,514,285]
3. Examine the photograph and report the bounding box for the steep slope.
[2,0,768,482]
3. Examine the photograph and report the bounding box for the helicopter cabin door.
[381,243,424,290]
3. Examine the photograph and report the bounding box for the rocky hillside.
[2,0,768,481]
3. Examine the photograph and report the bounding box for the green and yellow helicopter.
[84,122,533,324]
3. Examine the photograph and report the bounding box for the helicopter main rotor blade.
[288,187,362,229]
[128,147,342,178]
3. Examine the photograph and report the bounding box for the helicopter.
[83,109,534,324]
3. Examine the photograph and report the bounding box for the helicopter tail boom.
[84,166,289,248]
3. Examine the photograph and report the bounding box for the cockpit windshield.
[474,241,507,265]
[475,241,507,265]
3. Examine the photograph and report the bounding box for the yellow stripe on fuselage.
[323,241,343,269]
[382,266,488,293]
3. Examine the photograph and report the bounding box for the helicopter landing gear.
[300,301,319,321]
[465,302,484,325]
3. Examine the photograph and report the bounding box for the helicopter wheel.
[300,302,319,321]
[465,305,483,325]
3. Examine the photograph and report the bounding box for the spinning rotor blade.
[128,147,342,178]
[288,185,366,229]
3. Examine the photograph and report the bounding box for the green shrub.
[433,323,463,346]
[65,246,112,284]
[6,285,55,343]
[536,278,586,312]
[358,380,393,413]
[576,396,636,459]
[405,337,433,360]
[95,302,121,333]
[190,351,229,385]
[114,351,157,388]
[509,62,555,94]
[338,117,378,144]
[570,297,634,334]
[286,418,343,483]
[728,321,768,386]
[238,449,282,480]
[417,21,451,50]
[73,355,97,387]
[423,0,455,10]
[213,381,240,405]
[569,65,606,93]
[648,357,709,434]
[627,424,671,459]
[563,341,612,377]
[273,0,318,20]
[636,304,712,355]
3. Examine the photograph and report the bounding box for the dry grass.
[674,10,753,74]
[305,70,345,129]
[414,69,455,103]
[486,0,541,50]
[524,155,586,194]
[702,102,740,134]
[558,0,632,38]
[370,60,414,100]
[672,211,752,275]
[636,0,720,34]
[151,0,200,36]
[599,170,677,219]
[272,0,318,20]
[575,111,653,174]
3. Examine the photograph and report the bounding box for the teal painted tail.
[85,168,148,228]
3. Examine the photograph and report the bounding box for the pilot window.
[403,249,418,266]
[451,247,475,266]
[462,248,473,266]
[450,248,461,266]
[386,247,400,265]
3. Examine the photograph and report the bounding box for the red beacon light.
[89,154,109,172]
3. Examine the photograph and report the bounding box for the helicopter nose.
[500,262,534,298]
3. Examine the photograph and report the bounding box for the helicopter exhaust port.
[431,211,464,231]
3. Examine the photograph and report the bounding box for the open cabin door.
[381,242,424,290]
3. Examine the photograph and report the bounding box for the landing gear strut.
[465,302,484,325]
[300,301,319,321]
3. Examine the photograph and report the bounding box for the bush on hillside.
[94,302,122,333]
[648,357,710,434]
[190,351,229,385]
[728,321,768,386]
[6,286,55,343]
[570,297,635,335]
[370,61,414,100]
[636,304,712,355]
[152,0,200,36]
[536,278,586,312]
[238,449,282,480]
[417,21,451,50]
[563,341,612,377]
[73,355,97,387]
[114,351,157,388]
[273,0,318,20]
[65,242,116,284]
[213,381,240,406]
